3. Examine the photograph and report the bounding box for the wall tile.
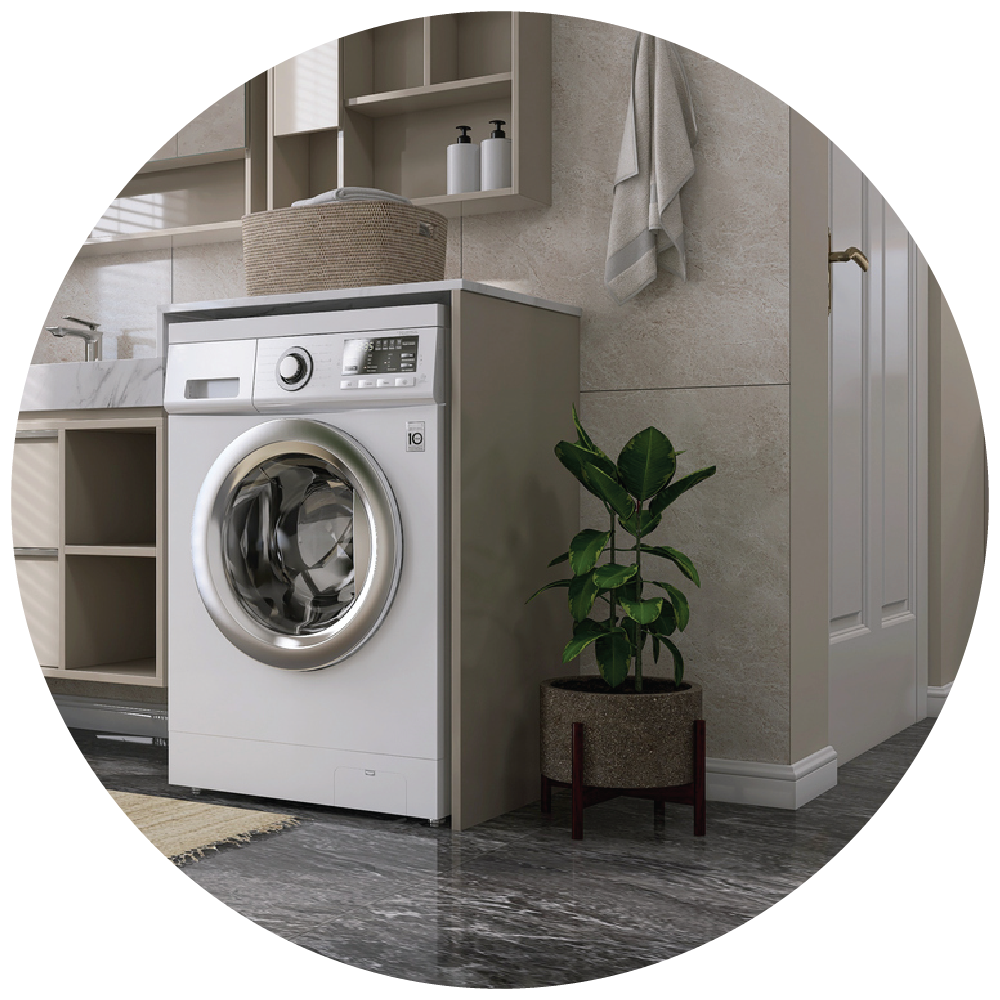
[171,241,246,303]
[30,249,171,364]
[573,385,791,764]
[460,17,789,392]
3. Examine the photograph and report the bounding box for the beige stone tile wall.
[26,15,793,764]
[462,17,793,763]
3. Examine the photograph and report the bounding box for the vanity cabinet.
[13,410,166,687]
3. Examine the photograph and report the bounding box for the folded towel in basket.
[291,187,412,208]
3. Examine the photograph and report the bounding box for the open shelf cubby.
[64,555,157,676]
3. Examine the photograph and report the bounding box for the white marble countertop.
[20,358,164,411]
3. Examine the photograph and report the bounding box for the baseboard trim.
[53,694,168,738]
[707,745,838,809]
[926,681,953,718]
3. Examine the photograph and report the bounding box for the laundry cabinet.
[160,280,580,830]
[13,409,166,687]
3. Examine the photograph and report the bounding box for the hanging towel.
[291,186,412,208]
[605,35,697,304]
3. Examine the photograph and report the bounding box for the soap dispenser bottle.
[480,119,512,191]
[447,125,480,194]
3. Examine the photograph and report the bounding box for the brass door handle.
[828,231,869,312]
[828,247,869,271]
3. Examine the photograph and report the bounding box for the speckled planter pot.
[540,678,703,788]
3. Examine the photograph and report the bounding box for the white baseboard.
[926,682,952,718]
[53,694,168,738]
[706,745,838,810]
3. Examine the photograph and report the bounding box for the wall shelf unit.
[73,12,551,260]
[13,410,166,688]
[79,77,268,259]
[272,12,551,218]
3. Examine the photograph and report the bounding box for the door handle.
[828,231,870,312]
[828,247,869,271]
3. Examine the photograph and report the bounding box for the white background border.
[2,3,994,996]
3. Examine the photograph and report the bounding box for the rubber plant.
[529,407,716,691]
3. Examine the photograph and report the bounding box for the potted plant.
[528,407,716,833]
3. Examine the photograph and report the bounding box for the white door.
[828,143,928,764]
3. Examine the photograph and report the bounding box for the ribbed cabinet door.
[12,436,59,548]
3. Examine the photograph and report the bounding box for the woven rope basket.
[242,201,448,296]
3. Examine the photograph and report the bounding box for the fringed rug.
[109,790,299,865]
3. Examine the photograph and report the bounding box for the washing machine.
[164,303,449,822]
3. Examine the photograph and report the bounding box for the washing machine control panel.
[254,324,442,411]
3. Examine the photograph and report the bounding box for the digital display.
[342,335,419,375]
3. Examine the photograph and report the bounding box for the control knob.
[276,348,313,390]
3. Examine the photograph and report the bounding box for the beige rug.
[109,790,299,865]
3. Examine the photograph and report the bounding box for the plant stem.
[633,497,642,692]
[608,505,618,626]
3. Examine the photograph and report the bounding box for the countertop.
[19,358,165,412]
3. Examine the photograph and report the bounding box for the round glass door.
[192,419,401,670]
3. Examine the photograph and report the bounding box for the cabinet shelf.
[346,72,512,117]
[65,545,157,558]
[81,220,243,257]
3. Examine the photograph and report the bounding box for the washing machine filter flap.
[192,417,402,670]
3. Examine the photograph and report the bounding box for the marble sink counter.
[20,358,164,411]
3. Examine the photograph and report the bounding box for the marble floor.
[73,719,935,989]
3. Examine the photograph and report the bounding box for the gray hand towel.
[605,35,697,304]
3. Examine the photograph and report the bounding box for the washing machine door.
[191,418,402,670]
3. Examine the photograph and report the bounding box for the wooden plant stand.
[541,719,707,840]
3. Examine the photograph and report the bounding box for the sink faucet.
[45,316,103,361]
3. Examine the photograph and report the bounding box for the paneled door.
[828,143,928,764]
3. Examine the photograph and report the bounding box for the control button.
[394,377,414,387]
[340,379,356,390]
[376,378,393,388]
[358,378,376,389]
[276,347,313,390]
[401,352,415,359]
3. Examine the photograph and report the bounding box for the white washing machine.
[164,303,449,822]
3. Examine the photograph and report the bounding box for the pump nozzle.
[455,125,473,143]
[488,120,507,139]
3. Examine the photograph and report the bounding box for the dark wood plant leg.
[693,719,706,836]
[540,774,552,815]
[571,721,584,840]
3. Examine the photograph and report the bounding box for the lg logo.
[406,421,425,452]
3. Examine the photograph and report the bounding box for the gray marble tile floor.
[71,718,935,988]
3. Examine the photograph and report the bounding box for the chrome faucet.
[45,316,103,361]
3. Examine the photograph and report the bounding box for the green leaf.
[618,508,662,539]
[568,528,610,575]
[652,581,689,630]
[592,562,638,589]
[648,466,717,516]
[562,618,607,662]
[572,405,611,463]
[660,636,685,686]
[548,551,569,567]
[616,427,676,501]
[619,595,664,625]
[555,441,619,494]
[581,463,634,521]
[647,600,677,637]
[639,545,701,587]
[568,571,601,622]
[595,628,632,689]
[526,578,572,603]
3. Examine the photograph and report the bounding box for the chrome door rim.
[192,418,402,670]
